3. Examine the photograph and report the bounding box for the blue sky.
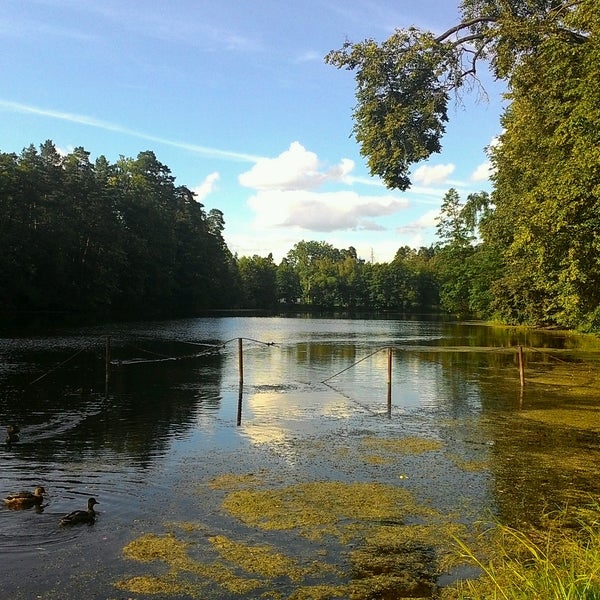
[1,0,506,263]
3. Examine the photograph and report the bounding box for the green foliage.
[275,259,301,304]
[284,241,363,306]
[433,189,497,318]
[237,254,278,309]
[275,241,437,311]
[327,0,599,331]
[0,141,238,318]
[446,504,600,599]
[486,0,600,329]
[325,29,450,190]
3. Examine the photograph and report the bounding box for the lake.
[1,314,599,599]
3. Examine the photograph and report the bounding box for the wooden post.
[105,335,111,395]
[238,337,244,385]
[387,347,392,418]
[517,345,525,388]
[237,387,243,426]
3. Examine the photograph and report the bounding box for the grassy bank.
[443,503,600,599]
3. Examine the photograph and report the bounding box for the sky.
[0,0,507,264]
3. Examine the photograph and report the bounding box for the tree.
[327,0,599,329]
[0,142,240,318]
[237,254,277,309]
[434,189,496,317]
[325,0,590,190]
[483,1,600,329]
[276,258,301,304]
[285,241,341,304]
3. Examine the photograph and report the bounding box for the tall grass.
[444,504,600,599]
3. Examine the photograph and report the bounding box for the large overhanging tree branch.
[324,0,588,190]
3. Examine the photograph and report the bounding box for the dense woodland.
[0,142,441,317]
[0,143,238,318]
[2,0,599,331]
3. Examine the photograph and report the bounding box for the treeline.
[5,137,599,330]
[0,142,238,318]
[0,141,443,319]
[238,241,438,310]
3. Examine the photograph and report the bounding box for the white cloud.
[0,100,263,163]
[396,209,440,234]
[412,163,455,186]
[248,189,408,232]
[239,141,354,191]
[470,161,493,182]
[192,172,219,202]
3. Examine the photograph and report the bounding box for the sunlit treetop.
[325,0,591,190]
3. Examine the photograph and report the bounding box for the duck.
[3,486,46,509]
[5,425,20,444]
[59,497,99,525]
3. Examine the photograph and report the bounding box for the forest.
[0,141,441,318]
[2,0,599,331]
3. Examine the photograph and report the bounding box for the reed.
[444,503,600,599]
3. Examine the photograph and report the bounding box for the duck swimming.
[3,486,46,509]
[59,497,99,525]
[5,425,20,445]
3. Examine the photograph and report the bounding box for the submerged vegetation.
[116,477,465,598]
[116,486,600,599]
[112,351,600,599]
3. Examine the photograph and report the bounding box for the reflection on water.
[0,315,598,598]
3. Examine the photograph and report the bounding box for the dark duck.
[59,497,99,525]
[6,425,20,445]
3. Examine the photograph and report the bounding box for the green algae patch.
[362,436,444,455]
[362,454,393,465]
[360,436,444,469]
[367,522,466,554]
[117,484,468,598]
[114,574,194,595]
[445,453,489,472]
[117,531,265,596]
[520,406,600,432]
[209,535,306,582]
[286,584,350,599]
[222,481,425,541]
[122,532,190,567]
[208,471,268,491]
[524,357,600,399]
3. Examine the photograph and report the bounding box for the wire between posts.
[28,346,90,385]
[321,346,390,383]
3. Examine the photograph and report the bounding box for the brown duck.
[3,486,46,509]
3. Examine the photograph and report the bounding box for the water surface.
[0,315,598,598]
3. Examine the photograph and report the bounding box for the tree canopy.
[327,0,600,331]
[325,0,591,190]
[0,142,239,318]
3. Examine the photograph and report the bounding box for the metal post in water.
[387,347,392,417]
[237,387,243,426]
[518,345,525,388]
[105,335,111,395]
[238,337,244,385]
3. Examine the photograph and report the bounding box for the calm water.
[0,315,598,599]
